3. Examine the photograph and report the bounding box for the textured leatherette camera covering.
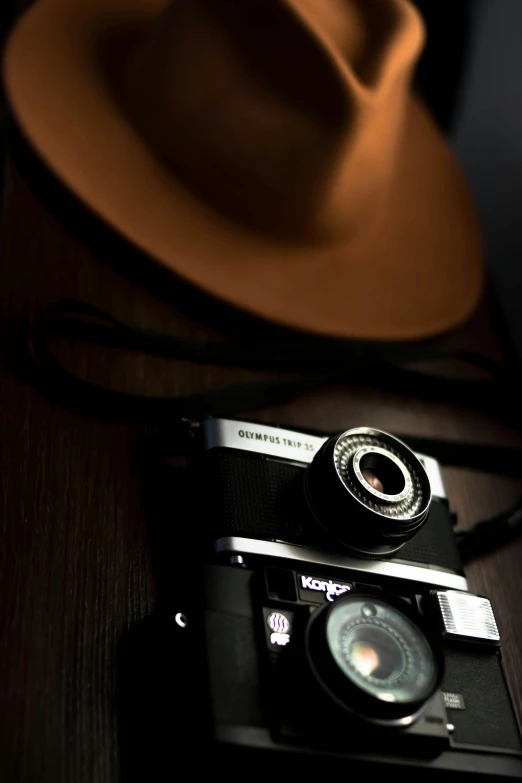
[206,450,463,574]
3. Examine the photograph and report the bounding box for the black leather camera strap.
[24,298,522,562]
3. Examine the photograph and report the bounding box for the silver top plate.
[435,590,500,642]
[201,418,447,500]
[202,418,325,463]
[216,537,468,592]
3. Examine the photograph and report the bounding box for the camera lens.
[327,598,434,703]
[360,453,405,496]
[306,593,442,725]
[304,428,431,556]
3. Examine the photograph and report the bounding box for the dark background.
[1,2,522,782]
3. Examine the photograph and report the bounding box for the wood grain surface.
[1,154,522,783]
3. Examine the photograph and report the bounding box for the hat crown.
[123,0,425,241]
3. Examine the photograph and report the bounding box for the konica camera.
[172,419,522,779]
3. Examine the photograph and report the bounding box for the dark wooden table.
[1,156,522,782]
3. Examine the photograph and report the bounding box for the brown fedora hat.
[3,0,483,340]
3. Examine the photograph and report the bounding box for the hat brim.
[3,0,483,340]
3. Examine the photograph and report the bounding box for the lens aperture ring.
[334,433,426,521]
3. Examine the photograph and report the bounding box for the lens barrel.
[304,427,431,556]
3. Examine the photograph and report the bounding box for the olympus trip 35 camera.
[176,419,522,779]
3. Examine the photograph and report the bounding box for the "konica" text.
[300,575,351,602]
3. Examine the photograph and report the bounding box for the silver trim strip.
[201,419,447,500]
[415,453,447,501]
[215,537,468,591]
[202,418,326,463]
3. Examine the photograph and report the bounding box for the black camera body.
[179,419,522,779]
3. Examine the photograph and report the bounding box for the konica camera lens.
[306,593,441,724]
[304,427,431,556]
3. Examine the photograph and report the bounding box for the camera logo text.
[300,575,352,602]
[238,429,315,452]
[267,612,291,646]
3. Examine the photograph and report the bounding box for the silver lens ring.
[352,446,412,504]
[333,429,429,522]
